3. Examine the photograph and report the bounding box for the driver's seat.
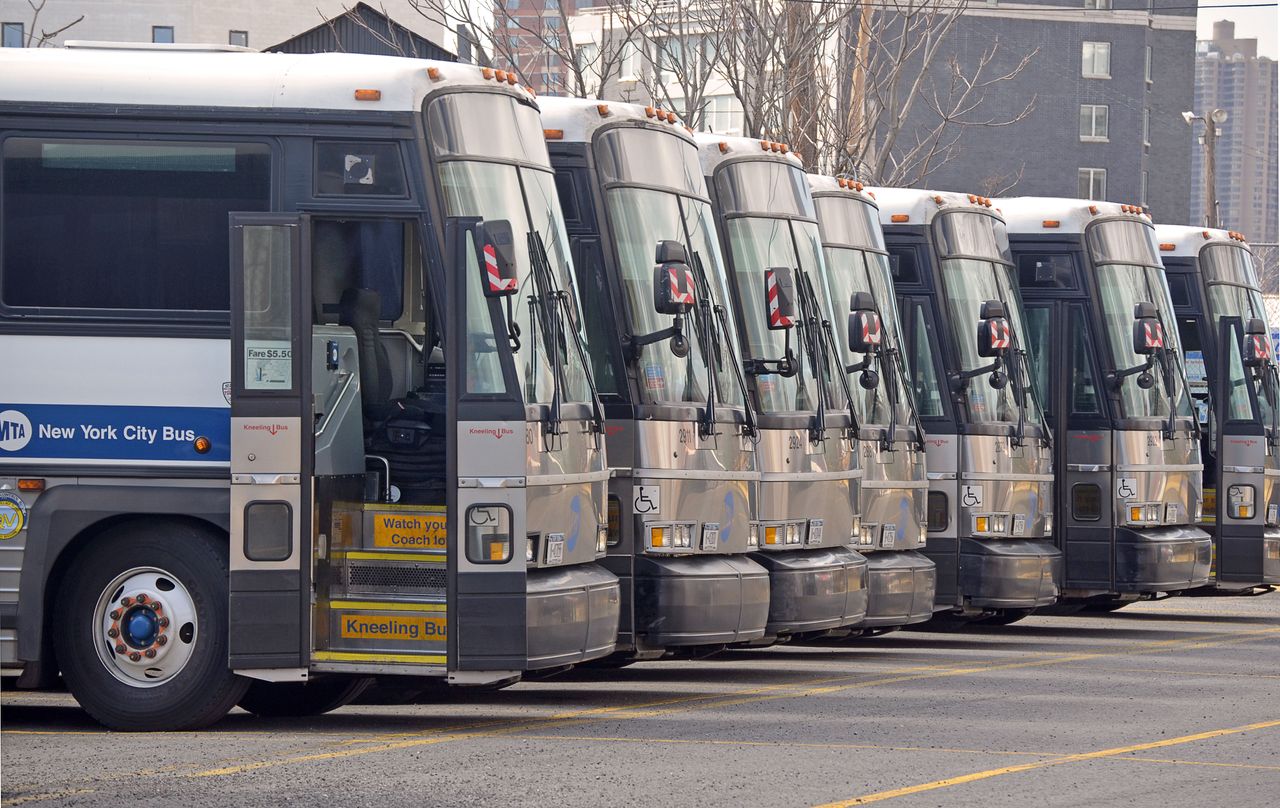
[338,288,393,424]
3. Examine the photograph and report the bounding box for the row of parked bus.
[0,47,1274,731]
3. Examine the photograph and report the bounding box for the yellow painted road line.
[186,627,1279,779]
[1,788,96,807]
[812,718,1280,807]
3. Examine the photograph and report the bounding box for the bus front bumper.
[860,550,936,628]
[633,554,771,647]
[1114,525,1212,593]
[526,563,621,670]
[751,547,868,636]
[958,538,1062,609]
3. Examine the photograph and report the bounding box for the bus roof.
[806,174,879,210]
[866,187,1002,228]
[995,197,1150,236]
[1154,224,1254,258]
[0,46,530,113]
[694,132,804,177]
[537,97,696,146]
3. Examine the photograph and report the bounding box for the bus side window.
[1070,309,1102,416]
[907,302,945,418]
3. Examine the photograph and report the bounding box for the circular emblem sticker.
[0,409,32,452]
[0,493,27,540]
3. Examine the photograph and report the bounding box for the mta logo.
[0,410,32,452]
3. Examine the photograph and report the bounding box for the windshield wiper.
[710,284,759,440]
[796,268,850,444]
[690,252,720,439]
[526,232,567,439]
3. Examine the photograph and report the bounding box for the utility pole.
[1183,108,1228,229]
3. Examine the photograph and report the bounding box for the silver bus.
[0,45,618,729]
[998,198,1211,609]
[538,99,770,658]
[877,189,1061,624]
[807,176,936,628]
[696,133,879,638]
[1159,225,1280,591]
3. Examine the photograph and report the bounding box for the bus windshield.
[725,214,845,414]
[604,186,745,408]
[1095,261,1193,421]
[939,257,1044,427]
[1201,244,1277,430]
[824,245,914,429]
[427,93,593,408]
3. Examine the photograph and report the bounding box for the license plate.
[545,532,565,565]
[808,519,824,545]
[1013,515,1027,536]
[702,522,720,551]
[881,523,896,548]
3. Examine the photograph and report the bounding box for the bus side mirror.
[976,299,1011,358]
[848,291,883,353]
[479,220,518,298]
[1243,317,1270,367]
[1132,301,1164,355]
[653,240,695,315]
[764,267,797,330]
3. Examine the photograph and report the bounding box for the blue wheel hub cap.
[123,607,159,648]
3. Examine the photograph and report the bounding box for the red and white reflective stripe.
[988,318,1010,350]
[766,269,792,328]
[1251,334,1270,360]
[1144,321,1164,349]
[667,265,695,306]
[861,313,882,346]
[484,244,516,293]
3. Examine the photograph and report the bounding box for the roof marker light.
[427,67,442,80]
[506,73,518,85]
[495,69,508,82]
[543,129,564,140]
[1042,220,1060,228]
[481,67,493,80]
[854,181,864,191]
[645,106,657,118]
[718,142,730,153]
[933,195,944,204]
[1159,243,1176,251]
[597,103,610,116]
[353,89,382,101]
[891,214,909,223]
[1088,205,1099,215]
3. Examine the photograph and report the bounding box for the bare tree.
[631,0,730,129]
[21,0,83,46]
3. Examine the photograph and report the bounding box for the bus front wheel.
[53,521,248,731]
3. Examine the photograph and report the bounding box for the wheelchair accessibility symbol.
[633,485,660,515]
[960,485,983,509]
[1117,478,1138,500]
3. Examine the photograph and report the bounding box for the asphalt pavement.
[3,594,1278,807]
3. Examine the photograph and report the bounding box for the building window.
[1140,170,1148,207]
[1079,104,1109,141]
[545,0,558,7]
[229,30,248,47]
[703,95,744,135]
[1,22,23,47]
[544,16,561,29]
[1081,41,1110,78]
[1142,108,1150,146]
[619,40,640,81]
[1145,46,1152,83]
[1084,0,1110,7]
[1078,167,1107,200]
[152,26,174,43]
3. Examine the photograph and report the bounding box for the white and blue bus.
[0,44,618,730]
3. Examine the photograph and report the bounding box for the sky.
[1196,4,1278,58]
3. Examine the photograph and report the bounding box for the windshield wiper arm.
[796,269,844,443]
[690,252,719,439]
[527,232,565,438]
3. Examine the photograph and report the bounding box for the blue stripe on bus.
[0,403,230,462]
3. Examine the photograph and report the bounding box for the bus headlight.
[526,534,537,563]
[1268,504,1278,526]
[673,523,693,549]
[1043,511,1054,535]
[1194,500,1204,523]
[785,522,802,545]
[748,522,760,547]
[972,513,1010,536]
[1228,486,1255,519]
[849,514,862,545]
[596,525,609,553]
[859,523,876,547]
[1125,504,1162,526]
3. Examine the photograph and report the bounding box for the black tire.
[238,676,373,717]
[975,608,1034,626]
[52,520,248,731]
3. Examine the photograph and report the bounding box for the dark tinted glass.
[1017,253,1077,289]
[315,141,407,197]
[1072,483,1102,520]
[2,138,270,312]
[594,128,701,194]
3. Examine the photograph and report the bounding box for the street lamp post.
[1183,108,1229,229]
